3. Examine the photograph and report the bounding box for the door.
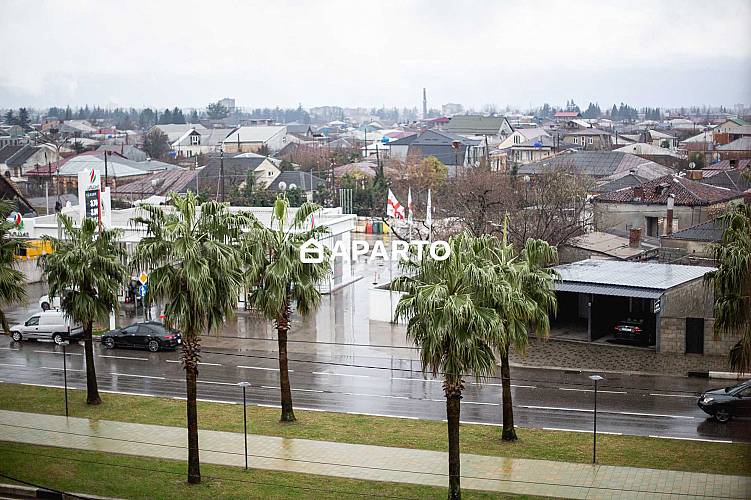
[23,315,40,338]
[133,324,154,349]
[735,385,751,416]
[120,325,139,347]
[646,217,659,237]
[685,318,704,354]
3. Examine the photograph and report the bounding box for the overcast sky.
[1,0,749,111]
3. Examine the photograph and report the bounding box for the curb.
[0,482,120,499]
[507,362,691,379]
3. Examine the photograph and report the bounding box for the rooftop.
[564,232,657,260]
[519,151,672,180]
[445,115,506,135]
[595,174,742,206]
[663,218,726,243]
[553,258,715,298]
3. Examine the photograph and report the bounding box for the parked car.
[39,290,70,311]
[9,310,83,344]
[613,317,654,345]
[101,322,181,352]
[698,379,751,422]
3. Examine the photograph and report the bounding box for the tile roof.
[565,231,657,260]
[4,144,38,166]
[699,168,751,192]
[223,126,286,144]
[595,174,742,206]
[112,169,199,197]
[554,111,580,118]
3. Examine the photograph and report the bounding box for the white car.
[39,294,61,311]
[10,310,83,344]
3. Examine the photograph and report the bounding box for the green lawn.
[0,441,534,500]
[1,382,749,476]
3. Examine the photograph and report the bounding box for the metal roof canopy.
[553,259,715,298]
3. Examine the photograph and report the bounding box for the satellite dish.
[689,162,696,169]
[289,183,297,190]
[278,181,287,191]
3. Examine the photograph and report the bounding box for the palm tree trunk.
[276,298,295,422]
[445,381,462,500]
[182,335,201,484]
[500,349,517,441]
[83,320,101,405]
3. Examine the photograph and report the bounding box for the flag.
[407,188,414,225]
[310,213,315,229]
[387,189,405,220]
[425,189,432,229]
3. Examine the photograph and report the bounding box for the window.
[190,134,200,145]
[588,137,593,144]
[513,135,520,144]
[572,137,578,144]
[26,316,40,326]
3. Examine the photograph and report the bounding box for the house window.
[190,135,200,145]
[513,135,520,144]
[572,137,578,144]
[588,137,593,145]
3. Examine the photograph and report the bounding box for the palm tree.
[0,202,26,334]
[242,195,330,422]
[40,214,127,405]
[705,203,751,373]
[475,223,558,441]
[130,192,246,483]
[393,233,501,500]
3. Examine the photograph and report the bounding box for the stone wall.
[658,278,739,356]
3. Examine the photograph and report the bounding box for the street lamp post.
[589,374,604,464]
[60,340,70,417]
[238,381,251,470]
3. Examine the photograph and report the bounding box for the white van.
[10,310,84,344]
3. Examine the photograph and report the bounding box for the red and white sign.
[387,189,405,220]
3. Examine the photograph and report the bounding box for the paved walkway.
[511,338,731,376]
[0,410,748,499]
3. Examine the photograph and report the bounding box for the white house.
[497,127,550,150]
[170,127,235,158]
[222,126,288,154]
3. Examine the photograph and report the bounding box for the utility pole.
[220,147,225,202]
[103,150,109,189]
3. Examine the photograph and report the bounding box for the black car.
[102,322,182,352]
[613,317,654,345]
[698,379,751,422]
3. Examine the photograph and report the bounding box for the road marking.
[40,366,85,372]
[166,360,222,366]
[460,420,501,427]
[648,435,732,444]
[175,396,238,404]
[291,388,324,393]
[260,386,277,390]
[0,347,19,350]
[256,403,281,408]
[343,392,409,400]
[559,387,628,394]
[33,350,83,356]
[346,411,418,420]
[483,383,537,389]
[520,405,695,419]
[20,383,65,388]
[649,393,697,398]
[0,362,27,367]
[391,377,441,383]
[463,401,499,406]
[197,380,239,386]
[313,371,369,378]
[237,365,291,372]
[297,407,326,412]
[100,390,155,397]
[110,373,165,380]
[99,355,148,361]
[544,427,622,435]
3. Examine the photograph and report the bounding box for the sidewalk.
[0,409,748,499]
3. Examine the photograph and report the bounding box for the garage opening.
[549,291,589,341]
[685,318,704,354]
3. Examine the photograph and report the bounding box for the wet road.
[0,336,748,444]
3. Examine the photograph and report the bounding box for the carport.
[551,259,715,352]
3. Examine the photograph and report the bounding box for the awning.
[555,282,663,299]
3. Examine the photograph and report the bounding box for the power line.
[0,471,90,500]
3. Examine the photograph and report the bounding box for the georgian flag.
[426,188,432,229]
[387,189,405,220]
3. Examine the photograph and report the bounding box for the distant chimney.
[687,169,703,180]
[729,159,737,168]
[633,185,644,201]
[665,194,675,236]
[629,227,642,248]
[629,169,637,175]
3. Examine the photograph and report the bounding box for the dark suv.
[698,379,751,423]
